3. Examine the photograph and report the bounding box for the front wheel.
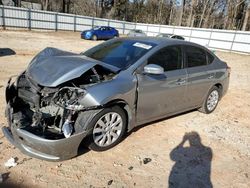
[87,106,127,151]
[199,86,220,114]
[91,34,98,41]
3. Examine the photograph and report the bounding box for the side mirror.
[143,64,164,75]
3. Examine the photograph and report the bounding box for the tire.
[85,106,127,151]
[92,34,98,41]
[198,86,220,114]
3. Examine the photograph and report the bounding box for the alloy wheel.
[206,90,219,112]
[93,112,123,147]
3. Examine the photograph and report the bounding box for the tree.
[242,3,250,30]
[179,0,186,26]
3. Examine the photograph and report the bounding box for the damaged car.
[2,38,230,161]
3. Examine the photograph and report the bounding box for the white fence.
[0,5,250,54]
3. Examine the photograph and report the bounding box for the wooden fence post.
[230,30,237,52]
[74,15,76,32]
[55,13,58,31]
[28,8,31,30]
[2,6,5,30]
[123,21,125,34]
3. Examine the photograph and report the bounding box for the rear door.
[99,27,109,39]
[107,27,115,38]
[136,45,188,123]
[184,45,215,108]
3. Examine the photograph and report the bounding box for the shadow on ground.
[0,172,27,188]
[168,131,213,188]
[0,48,16,57]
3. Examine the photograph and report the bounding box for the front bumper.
[81,32,91,40]
[2,82,88,161]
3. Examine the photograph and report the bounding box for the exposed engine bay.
[8,49,117,140]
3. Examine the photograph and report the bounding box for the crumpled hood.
[26,47,117,87]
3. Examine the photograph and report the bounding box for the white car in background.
[127,29,147,37]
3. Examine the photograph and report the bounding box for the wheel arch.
[104,99,134,132]
[214,83,223,98]
[92,32,98,39]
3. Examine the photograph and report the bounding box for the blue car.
[81,26,119,40]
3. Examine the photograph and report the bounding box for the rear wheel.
[199,86,220,114]
[92,34,98,41]
[87,106,127,151]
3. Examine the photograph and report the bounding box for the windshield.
[93,26,100,30]
[82,39,156,70]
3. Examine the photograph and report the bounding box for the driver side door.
[136,45,188,124]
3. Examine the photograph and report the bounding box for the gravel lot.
[0,30,249,188]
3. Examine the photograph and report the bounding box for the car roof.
[117,37,212,53]
[99,26,114,28]
[119,37,189,45]
[131,29,142,31]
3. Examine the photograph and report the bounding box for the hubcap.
[93,112,123,147]
[207,90,219,111]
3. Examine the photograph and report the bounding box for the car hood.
[82,30,92,33]
[26,47,118,87]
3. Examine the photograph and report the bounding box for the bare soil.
[0,30,249,188]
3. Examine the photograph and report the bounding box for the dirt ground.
[0,30,249,188]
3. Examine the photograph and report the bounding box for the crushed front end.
[2,63,116,161]
[3,73,89,161]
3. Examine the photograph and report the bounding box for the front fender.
[78,76,138,131]
[79,77,137,109]
[85,31,94,39]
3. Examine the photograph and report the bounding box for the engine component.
[52,87,86,111]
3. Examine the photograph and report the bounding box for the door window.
[207,52,214,64]
[148,46,182,72]
[186,46,207,67]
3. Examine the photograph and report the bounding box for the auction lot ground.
[0,30,249,188]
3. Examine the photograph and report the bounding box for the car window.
[207,52,214,64]
[83,40,157,70]
[186,46,207,68]
[148,46,182,72]
[163,34,171,38]
[93,26,100,30]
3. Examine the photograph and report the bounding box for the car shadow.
[77,139,90,156]
[0,48,16,57]
[75,110,198,159]
[168,132,213,188]
[126,109,197,136]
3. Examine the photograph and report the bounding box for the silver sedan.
[3,37,230,161]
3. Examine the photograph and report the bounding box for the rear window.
[186,46,207,67]
[207,52,214,64]
[83,40,156,70]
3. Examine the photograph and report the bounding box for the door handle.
[208,75,214,79]
[176,79,186,85]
